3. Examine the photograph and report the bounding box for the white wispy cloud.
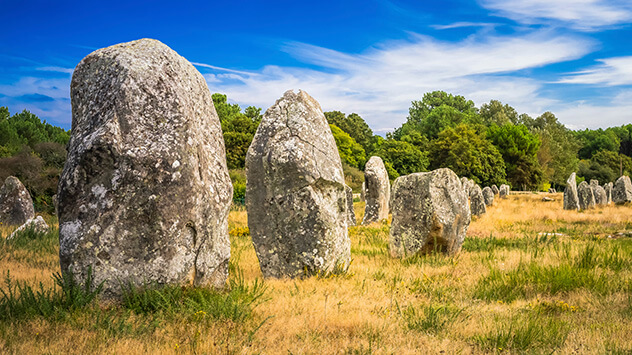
[479,0,632,30]
[35,66,74,74]
[203,31,592,132]
[430,22,499,30]
[558,56,632,85]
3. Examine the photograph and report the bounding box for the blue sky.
[2,0,632,132]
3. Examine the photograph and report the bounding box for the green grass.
[462,233,558,253]
[399,303,466,335]
[473,312,569,353]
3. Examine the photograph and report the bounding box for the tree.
[429,123,506,186]
[575,128,620,160]
[578,150,632,183]
[324,111,374,154]
[330,124,366,169]
[488,124,543,190]
[479,100,518,126]
[212,93,261,169]
[372,139,429,180]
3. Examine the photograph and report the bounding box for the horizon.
[2,0,632,132]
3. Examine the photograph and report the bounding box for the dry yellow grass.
[1,194,631,354]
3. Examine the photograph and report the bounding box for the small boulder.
[563,172,580,211]
[8,216,49,239]
[542,196,555,202]
[469,184,487,217]
[491,184,499,195]
[499,184,510,198]
[590,180,608,206]
[578,181,596,210]
[362,156,390,224]
[482,186,494,206]
[0,176,35,226]
[390,168,471,257]
[246,90,350,278]
[345,185,356,227]
[613,175,632,205]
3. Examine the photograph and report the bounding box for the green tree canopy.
[324,111,374,154]
[429,123,506,186]
[329,124,366,169]
[575,128,620,160]
[479,100,518,126]
[488,123,543,189]
[372,139,429,180]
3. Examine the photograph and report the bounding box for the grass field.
[1,193,631,354]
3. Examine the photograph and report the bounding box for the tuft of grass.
[399,303,466,335]
[473,312,569,352]
[120,268,268,323]
[462,233,558,253]
[310,259,355,280]
[0,268,102,321]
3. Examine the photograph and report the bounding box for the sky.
[1,0,632,132]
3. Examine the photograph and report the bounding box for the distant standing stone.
[460,177,470,196]
[0,176,35,226]
[469,184,487,217]
[613,175,632,205]
[590,180,607,206]
[564,172,580,211]
[491,185,499,195]
[390,168,470,257]
[604,182,613,204]
[58,39,232,297]
[246,90,350,278]
[578,181,596,210]
[360,181,366,202]
[362,156,390,224]
[482,186,494,206]
[499,184,510,198]
[345,185,356,227]
[8,216,49,239]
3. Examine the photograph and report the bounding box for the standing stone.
[578,181,596,210]
[246,90,350,278]
[499,184,510,199]
[605,182,613,204]
[345,185,356,227]
[58,39,232,297]
[469,184,487,217]
[362,156,390,224]
[564,173,580,211]
[482,186,494,206]
[613,175,632,205]
[360,182,366,202]
[0,176,35,226]
[590,180,607,206]
[460,177,470,196]
[491,185,499,195]
[390,168,470,257]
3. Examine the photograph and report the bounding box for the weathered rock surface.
[469,184,486,217]
[482,186,494,206]
[0,176,35,226]
[491,185,499,195]
[362,156,390,224]
[548,188,557,193]
[8,216,49,239]
[58,39,232,297]
[460,177,470,195]
[246,90,350,279]
[564,172,580,211]
[605,182,613,204]
[613,175,632,205]
[390,168,471,257]
[360,182,365,202]
[578,181,596,210]
[590,180,607,206]
[345,185,356,227]
[499,184,510,198]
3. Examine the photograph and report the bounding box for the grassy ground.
[1,193,631,354]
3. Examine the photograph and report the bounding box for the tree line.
[1,91,630,211]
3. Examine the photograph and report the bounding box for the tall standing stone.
[246,90,350,278]
[460,177,470,196]
[482,186,494,206]
[605,182,613,204]
[469,184,487,217]
[390,168,470,257]
[362,156,390,224]
[491,185,499,195]
[578,181,596,210]
[0,176,35,226]
[58,39,232,297]
[590,180,607,206]
[499,184,510,198]
[613,175,632,205]
[345,185,356,227]
[564,172,580,211]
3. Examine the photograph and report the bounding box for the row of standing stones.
[563,172,632,211]
[5,38,608,299]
